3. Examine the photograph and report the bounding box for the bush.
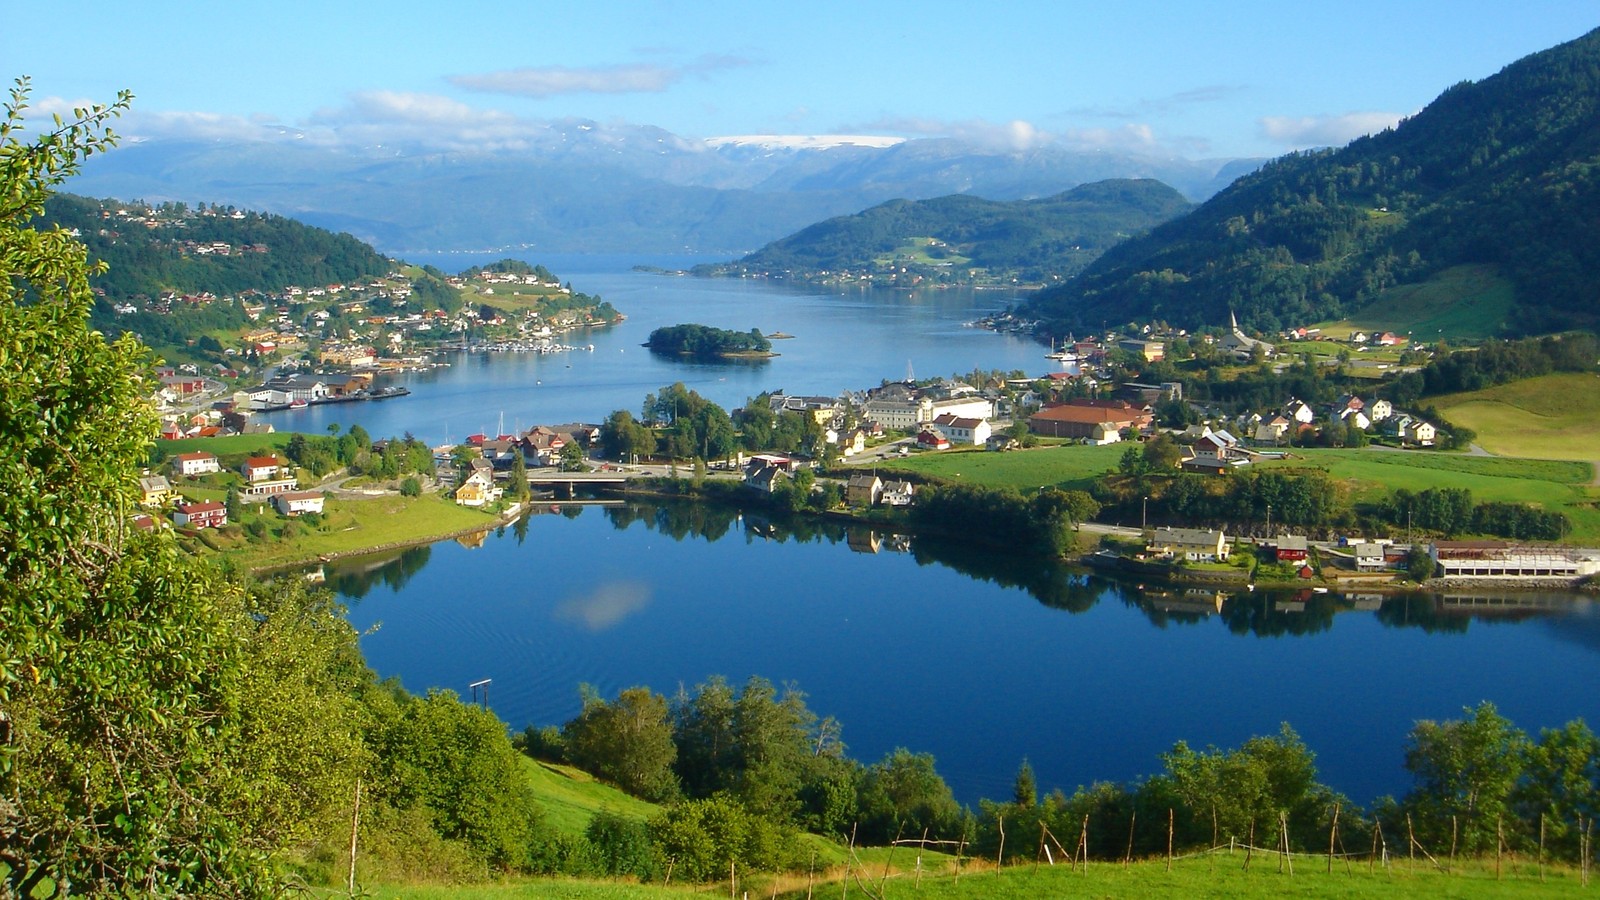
[400,476,422,497]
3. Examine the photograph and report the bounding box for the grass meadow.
[1433,372,1600,462]
[1316,264,1516,342]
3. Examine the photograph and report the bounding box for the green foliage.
[645,323,771,357]
[1024,31,1600,335]
[377,690,551,870]
[698,179,1193,286]
[645,794,793,883]
[599,409,655,462]
[855,748,964,845]
[563,686,680,803]
[583,810,660,880]
[1401,701,1530,854]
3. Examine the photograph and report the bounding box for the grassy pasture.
[521,758,660,836]
[1315,264,1515,342]
[1433,372,1600,461]
[360,850,1591,899]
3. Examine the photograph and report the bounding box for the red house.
[173,500,227,529]
[1274,535,1309,562]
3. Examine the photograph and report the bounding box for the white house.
[273,491,325,516]
[930,414,991,446]
[170,451,221,476]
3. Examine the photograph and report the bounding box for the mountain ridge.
[1020,27,1600,337]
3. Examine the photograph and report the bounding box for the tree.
[0,80,278,893]
[508,450,530,501]
[1013,759,1038,808]
[600,409,655,462]
[564,685,680,802]
[1402,701,1530,854]
[856,748,963,843]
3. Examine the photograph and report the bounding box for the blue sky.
[7,1,1596,159]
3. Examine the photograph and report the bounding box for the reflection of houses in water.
[846,528,911,554]
[847,528,881,554]
[1145,588,1228,615]
[1438,592,1574,615]
[455,530,488,550]
[1347,594,1384,611]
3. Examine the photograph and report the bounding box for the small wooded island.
[644,323,777,359]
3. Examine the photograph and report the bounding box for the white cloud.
[451,54,753,99]
[1259,111,1405,149]
[553,581,652,631]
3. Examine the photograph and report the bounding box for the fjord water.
[306,258,1600,804]
[269,254,1044,444]
[331,503,1600,807]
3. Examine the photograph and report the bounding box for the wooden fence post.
[1125,811,1136,869]
[1166,808,1174,872]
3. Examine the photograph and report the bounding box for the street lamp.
[1142,495,1149,534]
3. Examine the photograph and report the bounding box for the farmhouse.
[1147,526,1231,562]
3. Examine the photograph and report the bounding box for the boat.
[288,398,308,409]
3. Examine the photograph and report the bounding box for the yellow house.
[138,474,173,507]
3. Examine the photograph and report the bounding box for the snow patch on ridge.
[705,134,906,150]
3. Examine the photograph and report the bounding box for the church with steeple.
[1219,310,1276,360]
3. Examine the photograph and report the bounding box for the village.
[134,308,1599,590]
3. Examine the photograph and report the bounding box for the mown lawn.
[1433,372,1600,462]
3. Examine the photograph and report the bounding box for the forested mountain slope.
[696,179,1191,286]
[1021,27,1600,336]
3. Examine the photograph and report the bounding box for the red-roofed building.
[1027,404,1151,440]
[171,451,220,476]
[242,456,280,482]
[173,500,227,529]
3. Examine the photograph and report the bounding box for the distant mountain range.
[692,179,1193,288]
[72,127,1256,257]
[1020,27,1600,338]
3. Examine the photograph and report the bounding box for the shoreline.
[246,499,528,576]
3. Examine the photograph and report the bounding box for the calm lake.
[302,257,1600,806]
[330,500,1600,808]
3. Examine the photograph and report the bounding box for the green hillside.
[694,178,1192,286]
[1022,27,1600,337]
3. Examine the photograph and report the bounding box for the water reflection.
[324,502,1596,643]
[554,581,654,631]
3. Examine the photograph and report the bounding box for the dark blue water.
[265,255,1045,445]
[330,503,1600,808]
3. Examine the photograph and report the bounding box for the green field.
[522,758,660,836]
[1316,264,1515,341]
[870,443,1127,491]
[357,850,1589,899]
[1433,372,1600,462]
[152,431,299,462]
[860,441,1600,542]
[1259,449,1599,541]
[206,492,504,571]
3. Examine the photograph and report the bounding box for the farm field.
[1432,372,1600,461]
[865,440,1600,542]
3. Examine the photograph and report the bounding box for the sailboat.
[1045,336,1079,362]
